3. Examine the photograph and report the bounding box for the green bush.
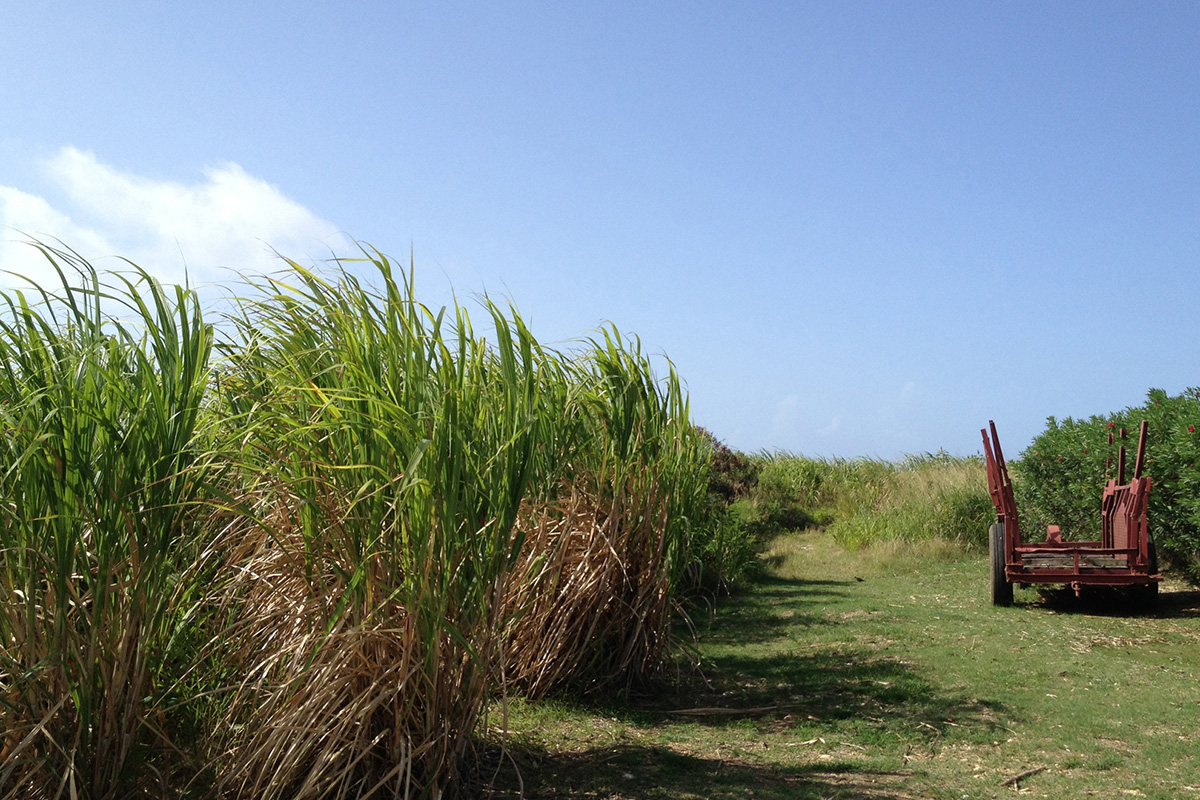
[689,498,761,591]
[686,430,764,592]
[695,426,759,503]
[1015,388,1200,581]
[754,455,825,528]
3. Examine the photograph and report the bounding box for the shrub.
[680,429,764,593]
[1015,388,1200,581]
[694,426,759,503]
[754,455,824,530]
[687,498,761,593]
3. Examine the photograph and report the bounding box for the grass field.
[484,531,1200,799]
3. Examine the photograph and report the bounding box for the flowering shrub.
[1014,388,1200,582]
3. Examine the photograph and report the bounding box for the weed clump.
[683,428,765,592]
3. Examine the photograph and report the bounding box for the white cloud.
[771,393,801,439]
[0,186,118,289]
[877,380,919,427]
[770,393,847,447]
[0,146,349,290]
[818,414,843,437]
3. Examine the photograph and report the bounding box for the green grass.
[485,530,1200,799]
[743,452,994,552]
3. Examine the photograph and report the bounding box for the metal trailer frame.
[981,420,1161,606]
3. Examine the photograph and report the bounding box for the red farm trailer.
[981,420,1161,607]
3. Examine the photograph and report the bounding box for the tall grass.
[0,245,213,798]
[749,452,992,551]
[0,243,718,799]
[209,251,712,796]
[209,253,557,798]
[501,331,708,698]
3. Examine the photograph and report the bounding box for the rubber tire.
[990,522,1013,607]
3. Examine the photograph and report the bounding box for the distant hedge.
[1014,388,1200,582]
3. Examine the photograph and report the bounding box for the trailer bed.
[1020,552,1128,570]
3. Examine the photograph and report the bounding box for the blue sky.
[2,2,1197,457]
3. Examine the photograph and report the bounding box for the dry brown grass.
[502,473,673,700]
[211,480,501,800]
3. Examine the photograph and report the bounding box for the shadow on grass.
[601,575,1009,739]
[1025,585,1200,618]
[674,649,996,732]
[504,573,1003,796]
[668,575,1005,736]
[488,571,1011,800]
[690,576,848,648]
[478,743,917,799]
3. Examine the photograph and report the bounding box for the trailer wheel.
[990,522,1013,606]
